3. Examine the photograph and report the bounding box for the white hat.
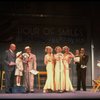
[25,46,31,50]
[16,51,22,57]
[55,46,62,51]
[63,46,69,51]
[22,53,30,58]
[45,46,53,52]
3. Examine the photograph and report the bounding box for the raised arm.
[69,52,75,58]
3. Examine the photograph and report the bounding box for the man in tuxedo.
[4,43,16,93]
[76,48,88,91]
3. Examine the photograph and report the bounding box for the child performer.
[15,51,23,86]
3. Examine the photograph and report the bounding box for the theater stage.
[0,89,100,99]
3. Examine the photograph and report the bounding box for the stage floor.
[0,89,100,99]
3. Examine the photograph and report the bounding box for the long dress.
[43,54,54,91]
[63,54,74,91]
[54,53,65,91]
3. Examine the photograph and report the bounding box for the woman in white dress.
[63,46,74,92]
[15,51,23,86]
[43,46,55,93]
[54,46,65,92]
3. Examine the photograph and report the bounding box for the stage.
[0,89,100,99]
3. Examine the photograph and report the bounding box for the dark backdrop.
[0,1,100,87]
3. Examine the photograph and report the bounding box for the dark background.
[0,1,100,87]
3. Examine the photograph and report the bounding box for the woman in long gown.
[63,46,74,92]
[54,46,65,92]
[43,46,55,93]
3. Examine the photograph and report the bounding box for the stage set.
[0,1,100,99]
[0,70,100,99]
[0,89,100,99]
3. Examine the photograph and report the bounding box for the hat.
[16,51,22,57]
[80,48,85,51]
[22,53,30,58]
[55,46,62,51]
[62,46,69,51]
[45,46,53,52]
[25,46,31,50]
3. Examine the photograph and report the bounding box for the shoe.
[43,90,47,93]
[71,90,75,92]
[76,89,80,91]
[30,91,34,93]
[83,89,86,91]
[58,90,63,93]
[16,83,20,86]
[5,91,10,93]
[56,90,60,93]
[19,83,21,86]
[48,89,52,93]
[26,91,29,93]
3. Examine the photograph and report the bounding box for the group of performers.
[4,44,37,93]
[3,43,88,93]
[43,46,74,93]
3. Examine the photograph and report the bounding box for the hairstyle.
[25,46,31,50]
[62,46,69,51]
[55,46,62,51]
[45,46,53,53]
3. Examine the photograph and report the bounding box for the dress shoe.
[16,83,21,86]
[43,90,47,93]
[83,89,86,91]
[5,91,10,93]
[76,89,80,91]
[30,91,34,93]
[26,90,29,93]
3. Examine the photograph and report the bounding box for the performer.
[74,49,81,91]
[43,46,55,93]
[75,48,88,91]
[4,43,16,93]
[23,46,37,93]
[15,51,23,86]
[63,46,74,92]
[54,46,65,92]
[79,48,88,91]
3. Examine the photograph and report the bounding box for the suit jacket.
[28,53,37,71]
[23,53,37,72]
[4,49,16,71]
[80,54,88,66]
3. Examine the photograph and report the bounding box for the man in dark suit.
[4,44,16,93]
[76,48,88,91]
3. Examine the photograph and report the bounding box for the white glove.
[81,65,87,69]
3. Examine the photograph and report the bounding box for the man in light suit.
[23,46,37,93]
[4,44,16,93]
